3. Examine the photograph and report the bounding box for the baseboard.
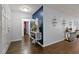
[43,39,63,47]
[2,41,11,54]
[11,38,22,42]
[2,38,22,54]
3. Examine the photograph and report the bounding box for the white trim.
[43,39,63,47]
[2,38,22,54]
[37,41,43,47]
[21,19,33,37]
[2,41,11,54]
[11,38,22,42]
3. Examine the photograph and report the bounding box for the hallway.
[6,35,43,54]
[1,4,79,54]
[1,0,79,59]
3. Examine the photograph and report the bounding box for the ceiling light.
[20,6,31,12]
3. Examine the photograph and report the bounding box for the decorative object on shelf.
[62,18,66,26]
[52,16,57,27]
[31,21,37,32]
[69,21,72,27]
[74,20,77,26]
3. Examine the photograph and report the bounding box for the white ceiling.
[46,4,79,17]
[9,4,79,18]
[9,4,42,16]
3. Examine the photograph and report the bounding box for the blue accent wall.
[32,6,43,44]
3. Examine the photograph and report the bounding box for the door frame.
[22,19,30,37]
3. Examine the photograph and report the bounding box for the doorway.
[24,21,28,36]
[23,21,29,42]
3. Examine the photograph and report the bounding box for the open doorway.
[24,21,29,36]
[23,21,29,42]
[22,19,30,43]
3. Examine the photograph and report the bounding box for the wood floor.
[6,35,43,54]
[6,35,79,54]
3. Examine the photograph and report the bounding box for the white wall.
[11,11,31,41]
[43,5,66,47]
[2,4,11,53]
[43,5,79,47]
[0,5,2,53]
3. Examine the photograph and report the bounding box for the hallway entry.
[23,21,29,42]
[24,21,29,36]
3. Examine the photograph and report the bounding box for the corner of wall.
[43,39,63,47]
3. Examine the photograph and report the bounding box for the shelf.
[30,31,43,46]
[30,37,35,40]
[37,41,43,47]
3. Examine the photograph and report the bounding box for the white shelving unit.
[31,31,43,47]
